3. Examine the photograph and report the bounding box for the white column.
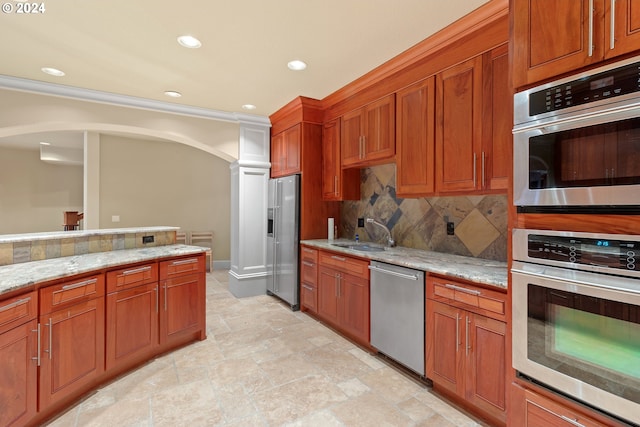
[228,121,271,297]
[83,131,100,229]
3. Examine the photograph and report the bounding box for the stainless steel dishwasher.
[369,260,425,376]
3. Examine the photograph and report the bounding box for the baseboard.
[228,269,267,298]
[213,260,230,270]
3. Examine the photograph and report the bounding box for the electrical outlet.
[358,218,364,227]
[142,235,154,244]
[447,222,455,235]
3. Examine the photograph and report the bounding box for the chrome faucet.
[366,218,395,247]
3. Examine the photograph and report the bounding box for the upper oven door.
[513,105,640,207]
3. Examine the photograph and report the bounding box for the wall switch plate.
[142,235,154,244]
[358,218,364,227]
[111,215,120,223]
[447,222,455,235]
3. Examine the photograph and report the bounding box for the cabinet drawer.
[428,276,506,319]
[300,283,317,313]
[301,246,318,263]
[40,274,105,314]
[319,251,369,278]
[106,262,158,293]
[160,255,204,279]
[0,291,37,334]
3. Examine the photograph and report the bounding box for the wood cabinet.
[38,274,105,409]
[0,292,38,427]
[434,45,510,195]
[396,76,436,196]
[322,119,360,201]
[270,124,301,178]
[341,94,395,167]
[106,262,159,370]
[426,276,507,425]
[300,246,318,313]
[435,56,483,193]
[512,0,640,89]
[317,250,370,345]
[159,256,206,346]
[510,384,617,427]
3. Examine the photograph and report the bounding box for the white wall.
[0,147,83,234]
[99,135,231,260]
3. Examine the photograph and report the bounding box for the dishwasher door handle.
[368,265,420,281]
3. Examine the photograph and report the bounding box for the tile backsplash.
[340,164,507,261]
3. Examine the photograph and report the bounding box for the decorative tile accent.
[30,240,46,261]
[45,240,61,259]
[0,243,13,266]
[75,237,89,255]
[340,165,508,261]
[61,238,75,257]
[13,243,31,264]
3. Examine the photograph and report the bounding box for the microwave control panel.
[529,60,640,116]
[528,234,639,271]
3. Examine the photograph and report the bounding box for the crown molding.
[0,74,271,126]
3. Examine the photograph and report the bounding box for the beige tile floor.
[46,270,488,427]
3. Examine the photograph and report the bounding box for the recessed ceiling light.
[164,91,182,98]
[39,141,51,146]
[242,104,257,110]
[177,35,202,49]
[41,67,65,77]
[287,60,307,71]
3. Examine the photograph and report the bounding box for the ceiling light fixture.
[287,60,307,71]
[41,67,65,77]
[39,141,51,146]
[177,35,202,49]
[242,104,257,110]
[164,91,182,98]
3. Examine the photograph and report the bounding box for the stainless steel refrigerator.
[267,174,300,310]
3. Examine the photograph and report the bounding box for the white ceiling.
[0,0,489,150]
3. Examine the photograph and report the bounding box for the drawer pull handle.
[171,258,198,266]
[303,248,314,253]
[302,284,314,291]
[123,266,152,275]
[62,278,97,291]
[302,261,314,267]
[331,255,346,262]
[0,297,31,313]
[368,265,419,281]
[560,416,586,427]
[444,284,480,296]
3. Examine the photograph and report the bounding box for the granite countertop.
[0,226,179,244]
[0,244,206,297]
[301,239,508,289]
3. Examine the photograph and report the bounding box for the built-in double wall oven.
[513,56,640,425]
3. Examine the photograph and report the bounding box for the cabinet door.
[39,297,105,409]
[481,44,510,191]
[426,300,464,396]
[396,77,436,196]
[318,266,339,325]
[466,313,506,422]
[363,94,395,162]
[607,0,640,59]
[106,283,159,370]
[160,273,204,345]
[512,0,604,88]
[322,120,341,200]
[270,131,284,178]
[436,56,483,193]
[0,319,37,427]
[339,273,369,344]
[283,124,301,175]
[341,109,364,167]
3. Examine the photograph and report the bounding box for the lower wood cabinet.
[426,276,507,425]
[0,317,38,427]
[317,250,370,345]
[0,252,206,427]
[39,279,105,410]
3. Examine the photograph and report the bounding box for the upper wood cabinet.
[341,94,395,167]
[270,124,301,178]
[396,76,436,197]
[436,56,483,193]
[512,0,640,89]
[322,119,360,201]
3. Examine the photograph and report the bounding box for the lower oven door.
[512,261,640,425]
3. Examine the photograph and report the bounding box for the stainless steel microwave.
[513,56,640,210]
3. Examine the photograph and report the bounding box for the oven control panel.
[527,234,639,271]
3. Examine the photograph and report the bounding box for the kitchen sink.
[331,243,386,252]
